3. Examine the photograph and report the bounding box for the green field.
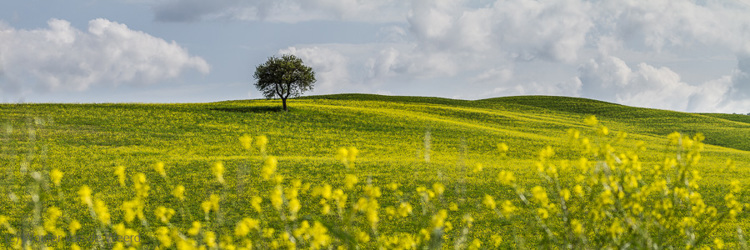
[1,94,749,249]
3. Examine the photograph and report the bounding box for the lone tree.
[253,54,316,112]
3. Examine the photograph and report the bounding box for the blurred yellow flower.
[251,196,263,213]
[344,174,358,189]
[398,202,412,217]
[114,165,126,187]
[188,221,202,236]
[78,185,92,206]
[154,162,166,177]
[49,169,63,186]
[497,143,509,155]
[584,115,598,126]
[69,220,81,235]
[172,185,185,201]
[255,135,268,151]
[500,200,517,218]
[262,157,278,180]
[449,202,459,211]
[571,219,583,235]
[471,163,483,173]
[497,171,515,186]
[93,199,110,225]
[212,161,225,184]
[239,134,253,150]
[483,195,497,210]
[537,208,549,219]
[154,206,175,223]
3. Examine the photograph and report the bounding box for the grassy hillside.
[1,94,749,248]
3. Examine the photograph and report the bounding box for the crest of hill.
[297,94,750,152]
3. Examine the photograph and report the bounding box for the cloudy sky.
[1,0,749,113]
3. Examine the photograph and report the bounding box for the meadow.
[1,94,749,249]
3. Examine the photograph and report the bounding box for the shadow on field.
[210,106,284,113]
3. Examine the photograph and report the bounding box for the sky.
[0,0,749,113]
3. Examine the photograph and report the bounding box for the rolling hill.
[0,94,748,248]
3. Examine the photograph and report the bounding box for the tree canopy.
[253,54,316,111]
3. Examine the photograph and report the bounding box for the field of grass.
[1,94,749,249]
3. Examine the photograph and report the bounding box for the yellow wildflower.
[472,163,483,173]
[607,220,624,239]
[255,135,268,151]
[430,209,448,229]
[483,195,497,210]
[497,143,509,155]
[78,185,92,206]
[364,186,381,198]
[531,186,549,206]
[201,201,212,215]
[154,162,166,177]
[271,187,283,211]
[597,126,609,136]
[356,230,370,243]
[347,147,358,165]
[262,157,277,180]
[537,208,549,219]
[497,171,515,186]
[449,202,459,211]
[69,220,81,235]
[132,173,150,198]
[398,202,413,217]
[115,166,126,187]
[573,185,584,197]
[584,115,598,126]
[571,219,583,235]
[668,132,681,145]
[730,180,741,193]
[49,169,63,186]
[205,231,217,248]
[188,221,201,236]
[251,196,263,213]
[289,198,301,214]
[212,161,225,184]
[336,147,359,168]
[93,199,111,225]
[210,194,221,212]
[500,200,516,218]
[539,146,555,160]
[234,218,259,237]
[432,183,445,196]
[344,174,358,189]
[172,185,185,201]
[156,227,172,248]
[715,238,725,249]
[492,235,503,247]
[154,206,175,223]
[239,134,252,150]
[320,199,331,215]
[468,239,481,250]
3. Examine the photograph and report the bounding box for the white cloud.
[406,0,593,62]
[0,18,209,95]
[595,1,750,54]
[148,0,750,112]
[279,46,351,94]
[152,0,409,23]
[471,68,513,84]
[578,55,699,111]
[578,55,750,113]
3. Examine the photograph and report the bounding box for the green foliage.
[1,95,749,249]
[253,54,316,111]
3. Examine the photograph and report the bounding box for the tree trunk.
[282,97,288,112]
